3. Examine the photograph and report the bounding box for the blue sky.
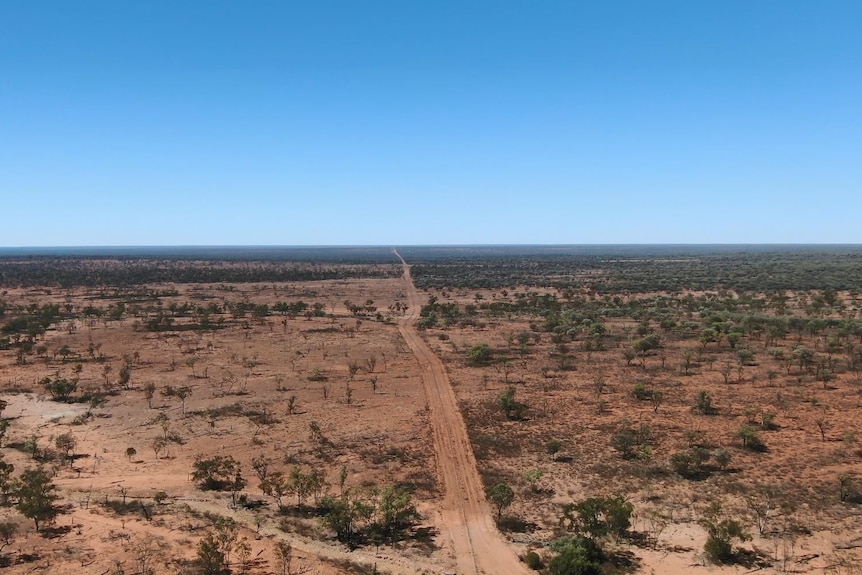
[1,1,860,246]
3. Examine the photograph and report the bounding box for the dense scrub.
[0,258,399,288]
[401,245,862,293]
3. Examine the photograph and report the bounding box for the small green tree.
[497,386,526,420]
[524,550,543,570]
[488,483,515,522]
[700,504,751,564]
[15,467,59,531]
[274,540,293,575]
[321,495,354,543]
[22,435,39,460]
[650,390,664,413]
[467,344,493,365]
[191,455,242,491]
[560,495,633,540]
[700,328,719,349]
[547,536,604,575]
[693,390,715,415]
[713,448,732,470]
[632,382,652,400]
[0,457,15,505]
[377,485,419,545]
[260,470,289,510]
[143,382,156,408]
[525,469,543,492]
[40,376,78,402]
[610,426,637,460]
[738,424,766,451]
[670,449,709,479]
[603,495,634,539]
[175,386,192,415]
[561,497,605,539]
[320,492,373,547]
[0,521,17,552]
[633,334,661,367]
[118,361,132,388]
[55,433,77,467]
[611,421,652,460]
[195,532,227,575]
[213,517,238,566]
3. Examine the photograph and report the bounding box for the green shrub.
[738,425,767,451]
[524,550,543,570]
[632,382,652,400]
[560,495,633,540]
[693,390,715,415]
[611,422,653,460]
[702,518,750,564]
[497,386,527,420]
[670,451,699,479]
[713,448,732,470]
[548,536,604,575]
[466,343,492,365]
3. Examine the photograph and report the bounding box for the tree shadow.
[2,552,41,567]
[409,525,440,554]
[40,524,73,539]
[497,516,539,534]
[604,548,641,574]
[732,547,773,569]
[239,497,268,510]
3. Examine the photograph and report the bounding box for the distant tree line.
[0,258,400,288]
[407,249,862,293]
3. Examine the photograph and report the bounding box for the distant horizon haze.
[2,243,861,260]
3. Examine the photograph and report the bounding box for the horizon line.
[3,242,862,250]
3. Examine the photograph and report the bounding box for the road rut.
[394,250,527,575]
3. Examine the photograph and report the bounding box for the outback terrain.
[0,246,861,575]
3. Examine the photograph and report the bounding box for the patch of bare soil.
[0,277,455,574]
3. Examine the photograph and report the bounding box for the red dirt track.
[394,250,527,575]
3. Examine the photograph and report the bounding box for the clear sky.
[1,1,860,246]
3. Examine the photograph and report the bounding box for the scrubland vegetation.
[0,246,861,574]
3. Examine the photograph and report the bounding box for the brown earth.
[1,261,862,575]
[0,275,462,574]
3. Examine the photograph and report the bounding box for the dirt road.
[394,250,527,575]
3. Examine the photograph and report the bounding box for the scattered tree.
[467,343,493,365]
[191,455,244,492]
[547,536,604,575]
[488,483,515,522]
[497,386,527,420]
[560,495,633,541]
[700,503,751,564]
[195,532,227,575]
[55,432,77,467]
[693,390,716,415]
[546,439,563,461]
[15,467,59,531]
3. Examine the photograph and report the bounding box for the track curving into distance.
[394,250,527,575]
